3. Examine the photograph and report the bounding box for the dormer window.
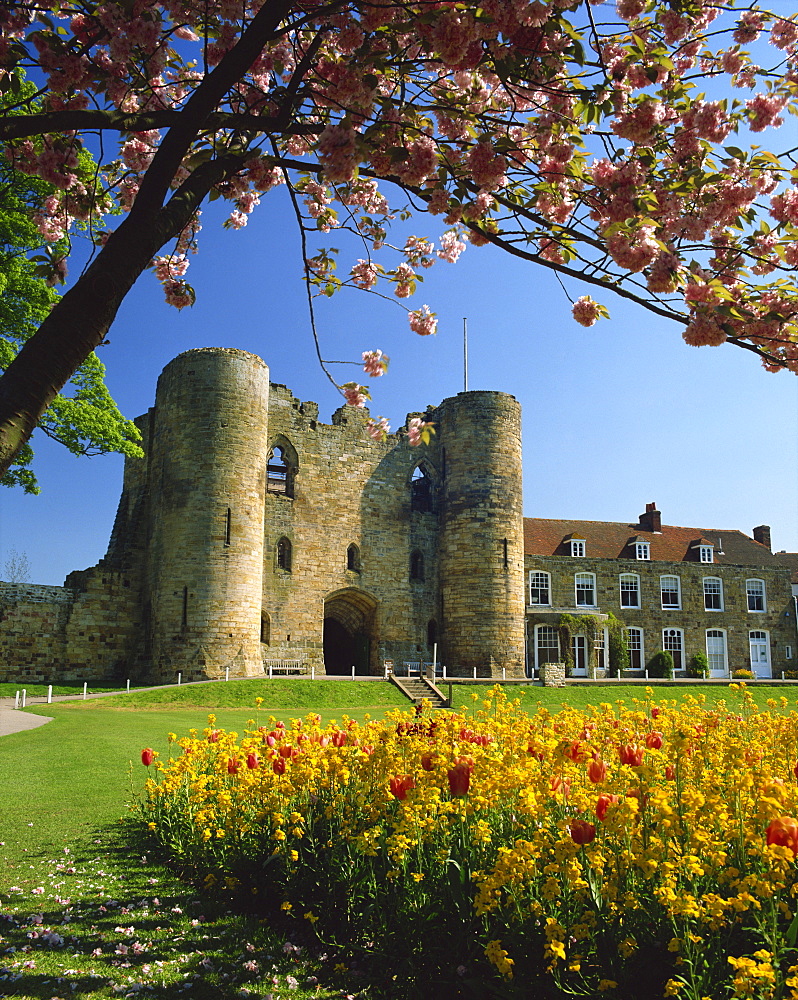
[635,542,650,561]
[570,538,586,558]
[699,545,714,564]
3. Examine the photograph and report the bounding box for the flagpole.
[463,317,468,392]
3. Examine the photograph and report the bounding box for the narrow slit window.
[225,507,231,546]
[276,537,292,572]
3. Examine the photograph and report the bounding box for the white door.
[571,635,588,676]
[750,632,771,678]
[706,630,727,678]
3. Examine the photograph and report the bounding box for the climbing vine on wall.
[557,613,627,677]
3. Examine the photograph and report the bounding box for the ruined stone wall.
[262,385,441,674]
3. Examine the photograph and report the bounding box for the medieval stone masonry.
[1,348,795,683]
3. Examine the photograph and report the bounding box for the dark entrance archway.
[323,588,377,675]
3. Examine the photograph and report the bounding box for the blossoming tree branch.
[0,0,797,477]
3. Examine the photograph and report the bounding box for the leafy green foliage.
[648,649,675,679]
[0,80,141,493]
[688,651,710,679]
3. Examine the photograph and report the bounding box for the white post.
[351,665,355,680]
[14,691,19,709]
[126,678,130,693]
[311,663,315,680]
[21,689,27,708]
[47,685,52,704]
[225,667,230,682]
[502,667,506,681]
[433,643,438,676]
[443,665,447,680]
[645,669,649,680]
[269,662,273,679]
[473,666,477,680]
[177,672,182,686]
[783,671,786,680]
[83,682,87,700]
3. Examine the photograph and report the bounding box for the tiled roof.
[524,517,783,566]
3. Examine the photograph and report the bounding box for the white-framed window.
[787,645,794,660]
[535,625,560,670]
[703,577,723,611]
[746,579,766,612]
[529,571,551,606]
[619,573,640,609]
[660,575,681,610]
[570,538,586,557]
[635,542,650,561]
[575,572,596,607]
[625,627,644,670]
[699,545,714,563]
[706,629,728,675]
[663,628,684,672]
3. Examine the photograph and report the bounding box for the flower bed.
[138,686,798,998]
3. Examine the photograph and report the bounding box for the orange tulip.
[646,731,663,750]
[389,775,415,800]
[766,816,798,854]
[447,758,474,797]
[595,794,620,821]
[587,757,607,783]
[619,744,644,767]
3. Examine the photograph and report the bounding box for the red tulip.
[651,707,661,719]
[246,752,259,769]
[141,748,155,767]
[595,794,620,821]
[793,761,798,781]
[766,816,798,855]
[527,745,544,761]
[646,731,663,750]
[389,775,415,800]
[570,819,596,845]
[227,758,240,775]
[447,758,474,797]
[208,729,221,743]
[272,757,286,775]
[332,731,347,747]
[619,744,645,767]
[665,765,676,781]
[587,757,607,784]
[421,753,435,771]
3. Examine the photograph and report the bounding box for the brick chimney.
[753,525,772,550]
[639,502,662,533]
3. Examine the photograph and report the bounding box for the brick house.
[525,504,797,679]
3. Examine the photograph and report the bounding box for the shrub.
[687,652,709,679]
[732,668,755,679]
[647,649,674,679]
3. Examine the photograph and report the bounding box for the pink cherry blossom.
[342,382,369,408]
[408,306,437,337]
[572,296,601,328]
[362,350,389,377]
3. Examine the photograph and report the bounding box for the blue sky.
[2,183,797,586]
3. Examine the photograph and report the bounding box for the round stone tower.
[145,348,270,680]
[437,391,525,677]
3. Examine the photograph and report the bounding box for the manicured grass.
[84,677,409,711]
[0,682,144,698]
[447,680,798,715]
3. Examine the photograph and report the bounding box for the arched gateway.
[323,588,378,675]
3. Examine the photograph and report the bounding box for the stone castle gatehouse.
[1,348,526,683]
